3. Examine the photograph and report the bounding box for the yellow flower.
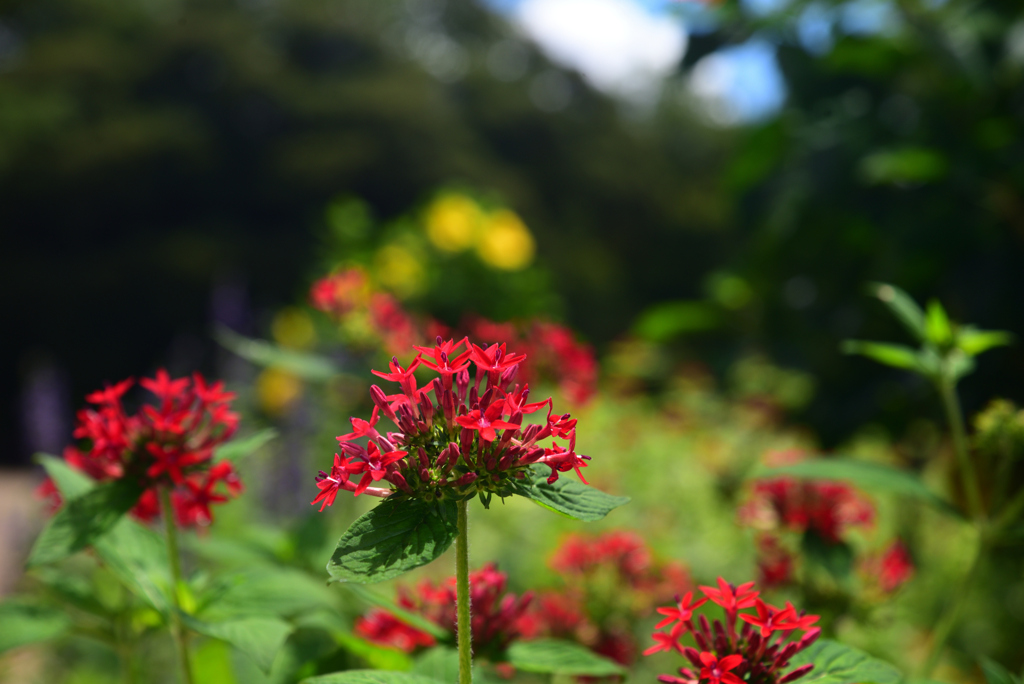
[257,368,302,416]
[271,307,317,349]
[476,209,535,271]
[374,244,425,298]
[425,193,483,252]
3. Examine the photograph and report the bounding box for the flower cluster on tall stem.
[645,578,820,684]
[43,370,242,528]
[312,337,590,509]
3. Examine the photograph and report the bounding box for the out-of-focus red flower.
[755,535,794,589]
[49,371,241,529]
[309,269,370,316]
[861,539,915,593]
[739,476,874,544]
[354,608,436,652]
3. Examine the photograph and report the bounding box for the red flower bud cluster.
[859,539,914,594]
[354,563,533,659]
[738,477,874,544]
[312,337,590,508]
[309,269,418,356]
[40,371,242,528]
[646,578,820,684]
[518,531,692,671]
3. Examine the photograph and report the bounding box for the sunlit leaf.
[336,631,414,672]
[789,639,902,684]
[866,282,926,341]
[925,300,953,346]
[512,466,629,522]
[958,328,1013,357]
[184,614,293,674]
[842,341,925,373]
[632,300,720,342]
[302,671,445,684]
[216,326,338,381]
[507,639,626,676]
[215,428,278,463]
[327,498,458,584]
[36,453,94,498]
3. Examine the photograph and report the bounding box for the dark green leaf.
[802,532,853,579]
[860,147,948,185]
[28,476,145,566]
[513,466,629,522]
[327,498,458,584]
[216,326,337,381]
[758,459,961,517]
[302,671,445,684]
[981,657,1021,684]
[36,453,94,498]
[789,639,902,684]
[0,602,71,653]
[958,329,1013,357]
[842,341,927,373]
[340,584,448,638]
[507,638,626,676]
[215,428,278,463]
[867,282,926,341]
[184,614,293,674]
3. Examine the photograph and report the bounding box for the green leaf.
[302,671,446,684]
[93,517,172,613]
[860,147,948,185]
[789,639,902,684]
[0,602,71,653]
[327,498,459,584]
[215,428,278,463]
[336,631,414,672]
[958,328,1013,357]
[514,466,629,522]
[507,639,626,677]
[28,476,145,566]
[802,532,853,578]
[981,657,1022,684]
[867,282,926,341]
[340,584,448,639]
[198,568,336,621]
[216,326,337,381]
[842,341,928,374]
[925,300,953,346]
[184,614,293,674]
[36,453,94,498]
[632,300,720,342]
[411,647,459,683]
[758,459,961,517]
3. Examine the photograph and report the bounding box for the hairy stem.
[938,377,983,521]
[921,538,985,677]
[160,487,194,684]
[456,497,473,684]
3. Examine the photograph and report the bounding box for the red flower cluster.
[738,477,874,544]
[309,268,599,406]
[859,539,914,594]
[312,337,590,508]
[40,371,242,528]
[354,563,533,658]
[518,531,692,670]
[646,578,820,684]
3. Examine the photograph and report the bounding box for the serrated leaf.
[216,326,337,381]
[28,476,145,566]
[868,282,926,341]
[0,602,71,653]
[981,657,1021,684]
[925,300,953,346]
[184,614,293,674]
[798,643,901,684]
[327,498,458,584]
[958,329,1013,357]
[513,466,629,522]
[842,341,926,373]
[215,428,278,463]
[302,671,446,684]
[758,459,961,518]
[507,639,626,676]
[789,639,901,684]
[340,584,448,638]
[36,453,94,498]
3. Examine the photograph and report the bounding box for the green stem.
[160,487,194,684]
[938,376,983,521]
[921,538,985,677]
[456,497,473,684]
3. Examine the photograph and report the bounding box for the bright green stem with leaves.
[937,376,983,521]
[160,487,195,684]
[456,498,473,684]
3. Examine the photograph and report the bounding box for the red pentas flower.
[355,563,532,659]
[738,476,874,544]
[646,577,820,684]
[859,539,915,594]
[41,371,242,529]
[311,337,592,507]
